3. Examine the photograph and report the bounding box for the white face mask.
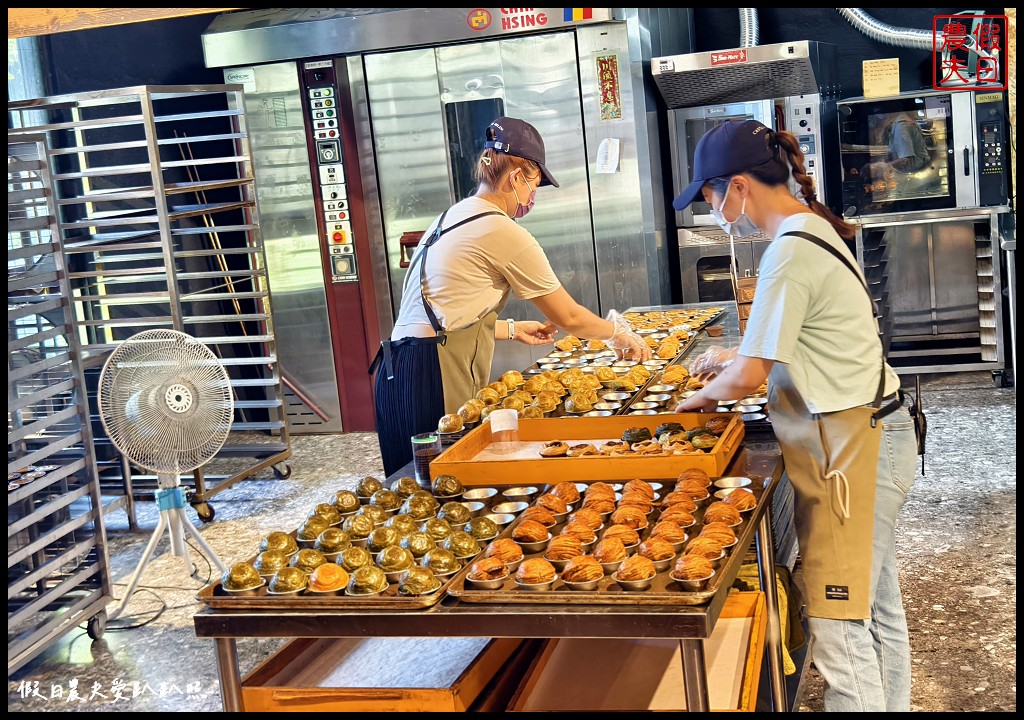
[711,183,760,238]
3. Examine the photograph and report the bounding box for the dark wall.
[41,15,226,95]
[692,8,1004,99]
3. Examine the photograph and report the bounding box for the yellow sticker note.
[863,58,900,98]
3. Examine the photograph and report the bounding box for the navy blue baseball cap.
[672,119,774,211]
[484,117,559,188]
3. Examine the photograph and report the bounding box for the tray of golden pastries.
[445,474,765,606]
[196,473,526,610]
[623,306,726,335]
[433,307,722,436]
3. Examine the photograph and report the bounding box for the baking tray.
[196,488,525,611]
[446,474,767,606]
[430,413,745,485]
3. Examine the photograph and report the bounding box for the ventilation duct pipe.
[837,8,940,51]
[739,9,759,48]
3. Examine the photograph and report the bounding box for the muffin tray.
[196,488,526,611]
[523,307,721,418]
[446,475,767,607]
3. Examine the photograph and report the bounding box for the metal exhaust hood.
[652,40,839,109]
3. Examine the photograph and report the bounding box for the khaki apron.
[405,207,509,414]
[768,365,882,620]
[437,310,499,415]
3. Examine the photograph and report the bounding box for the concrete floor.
[7,372,1015,712]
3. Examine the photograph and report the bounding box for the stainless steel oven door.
[837,90,990,218]
[678,229,759,304]
[668,100,773,227]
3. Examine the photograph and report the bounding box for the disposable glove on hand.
[604,310,651,362]
[688,345,738,382]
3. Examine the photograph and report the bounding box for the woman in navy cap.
[675,119,918,712]
[372,116,649,477]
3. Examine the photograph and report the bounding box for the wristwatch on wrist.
[507,318,515,340]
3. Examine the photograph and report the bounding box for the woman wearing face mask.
[372,116,649,476]
[674,120,918,712]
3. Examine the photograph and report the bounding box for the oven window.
[444,98,505,202]
[839,95,955,216]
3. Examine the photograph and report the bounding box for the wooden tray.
[195,491,526,611]
[446,473,767,606]
[429,413,744,486]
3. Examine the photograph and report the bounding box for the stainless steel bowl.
[539,363,563,371]
[643,359,669,368]
[630,401,659,410]
[644,394,673,405]
[718,398,739,406]
[646,384,678,393]
[611,366,632,374]
[613,360,637,367]
[714,476,752,489]
[593,402,621,411]
[740,397,768,406]
[742,412,767,422]
[583,410,613,417]
[514,578,557,592]
[561,357,587,366]
[550,351,574,358]
[462,487,498,502]
[501,486,539,501]
[491,501,529,515]
[737,404,764,414]
[611,571,654,591]
[513,535,551,554]
[561,577,602,591]
[466,573,509,590]
[650,556,674,573]
[598,558,624,575]
[460,501,486,517]
[602,392,631,401]
[543,555,572,573]
[629,409,658,416]
[670,570,715,592]
[484,513,516,528]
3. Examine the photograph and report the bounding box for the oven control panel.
[304,61,357,283]
[785,95,824,204]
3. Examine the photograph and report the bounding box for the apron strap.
[782,230,890,426]
[406,209,505,342]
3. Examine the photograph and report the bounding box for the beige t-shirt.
[391,196,561,340]
[738,212,901,414]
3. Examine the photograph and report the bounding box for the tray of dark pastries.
[445,466,765,606]
[197,473,526,610]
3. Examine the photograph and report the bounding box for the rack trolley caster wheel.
[992,369,1013,388]
[87,610,107,640]
[194,502,215,523]
[273,463,292,480]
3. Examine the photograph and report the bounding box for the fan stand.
[109,472,227,621]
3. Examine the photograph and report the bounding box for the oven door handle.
[963,146,971,176]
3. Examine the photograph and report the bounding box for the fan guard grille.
[98,329,234,474]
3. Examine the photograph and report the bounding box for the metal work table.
[194,443,789,712]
